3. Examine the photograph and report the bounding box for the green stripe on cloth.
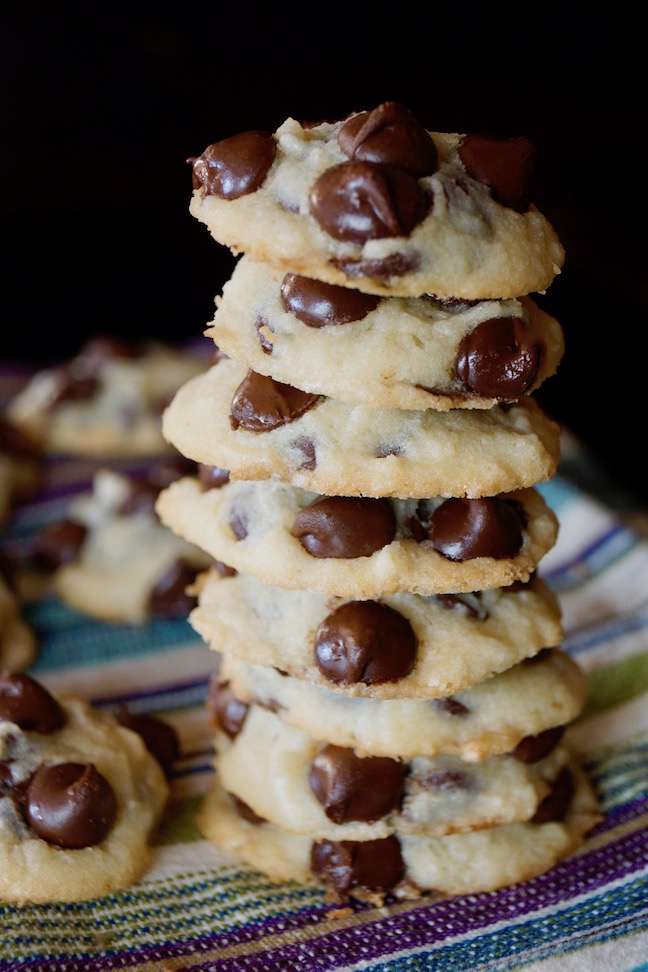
[582,650,648,719]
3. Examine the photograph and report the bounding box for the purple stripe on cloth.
[40,825,648,972]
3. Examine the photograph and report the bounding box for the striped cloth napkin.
[1,367,646,970]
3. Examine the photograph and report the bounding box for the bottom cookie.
[197,763,600,903]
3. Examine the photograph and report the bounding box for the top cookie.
[188,101,564,299]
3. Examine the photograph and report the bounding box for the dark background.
[3,8,647,504]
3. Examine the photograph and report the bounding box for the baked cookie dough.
[188,102,564,299]
[197,762,600,901]
[214,702,570,839]
[6,337,207,457]
[213,648,587,762]
[190,569,563,700]
[0,672,169,904]
[205,255,565,411]
[0,574,37,670]
[162,359,561,498]
[40,467,212,623]
[156,477,559,597]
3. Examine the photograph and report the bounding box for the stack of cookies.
[156,102,600,902]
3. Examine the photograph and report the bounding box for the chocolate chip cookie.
[187,103,564,299]
[162,358,561,498]
[204,255,565,411]
[0,672,169,904]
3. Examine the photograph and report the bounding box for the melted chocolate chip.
[434,592,488,620]
[198,464,230,490]
[229,371,320,432]
[255,316,274,353]
[512,725,566,764]
[332,251,420,281]
[291,436,317,471]
[0,672,65,733]
[428,497,524,561]
[189,131,276,199]
[229,792,265,824]
[311,836,405,895]
[338,102,438,177]
[115,706,180,775]
[310,161,429,243]
[309,744,405,823]
[457,133,537,213]
[291,496,396,559]
[148,559,199,618]
[280,272,381,327]
[208,680,248,738]
[314,600,417,685]
[456,317,542,399]
[228,502,248,540]
[419,768,472,791]
[31,519,88,571]
[26,762,117,848]
[431,696,470,716]
[423,294,480,312]
[215,560,237,578]
[532,767,575,823]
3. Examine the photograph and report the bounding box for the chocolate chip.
[208,680,248,738]
[229,371,320,432]
[255,316,274,353]
[291,496,396,559]
[434,592,488,620]
[26,762,117,848]
[0,671,65,733]
[280,273,380,327]
[457,134,537,213]
[532,767,575,823]
[332,251,420,281]
[375,443,402,458]
[338,102,438,177]
[314,600,417,685]
[311,836,405,896]
[512,725,566,764]
[198,464,230,490]
[44,366,99,408]
[428,497,524,561]
[291,436,317,471]
[309,161,429,243]
[431,696,470,716]
[418,768,472,791]
[309,744,405,823]
[115,706,180,775]
[189,131,276,199]
[215,560,237,577]
[456,317,542,399]
[229,792,265,824]
[148,559,199,618]
[31,519,88,571]
[228,502,248,540]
